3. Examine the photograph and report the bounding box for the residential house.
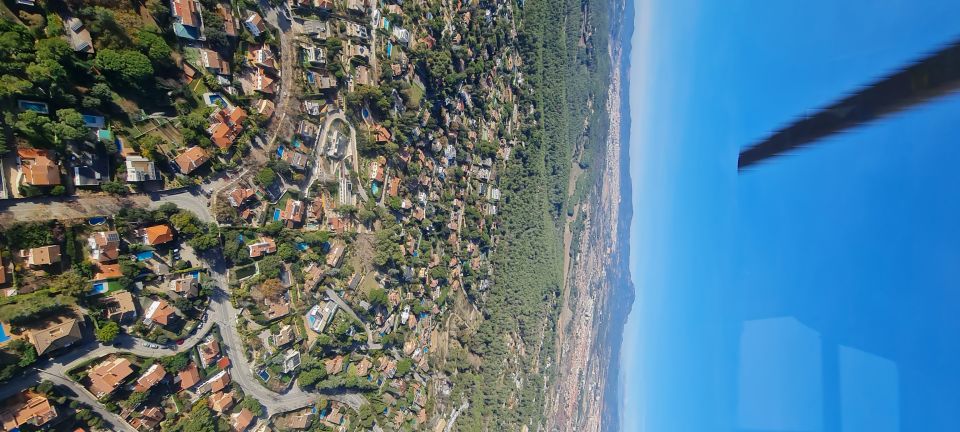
[170,276,200,297]
[273,324,295,346]
[208,106,247,150]
[264,296,290,320]
[0,392,58,430]
[279,199,305,227]
[345,43,370,61]
[174,146,210,174]
[198,338,221,368]
[88,231,120,262]
[248,237,277,258]
[232,408,255,432]
[255,99,275,120]
[20,245,61,268]
[63,17,94,54]
[345,22,369,40]
[88,357,134,397]
[17,148,61,187]
[354,65,371,86]
[217,4,237,37]
[103,291,137,323]
[248,45,277,70]
[324,355,345,375]
[143,299,176,326]
[201,49,230,75]
[197,370,231,394]
[25,318,82,356]
[134,364,167,392]
[125,156,159,182]
[171,0,204,40]
[254,67,276,94]
[280,147,309,170]
[346,0,366,14]
[244,13,266,37]
[130,406,164,430]
[209,391,235,413]
[141,224,175,245]
[229,187,256,208]
[283,349,301,373]
[178,362,201,391]
[94,263,122,281]
[355,357,372,376]
[303,45,325,66]
[307,301,337,333]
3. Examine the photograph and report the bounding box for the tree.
[51,109,87,142]
[96,321,120,343]
[277,243,297,262]
[101,181,127,195]
[258,278,284,300]
[50,185,65,196]
[239,396,264,417]
[254,167,276,187]
[395,358,412,376]
[367,287,387,308]
[188,231,220,252]
[135,29,172,65]
[160,352,189,371]
[94,49,154,91]
[258,255,282,279]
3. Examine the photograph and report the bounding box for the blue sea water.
[621,0,960,431]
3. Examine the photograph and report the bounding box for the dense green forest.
[451,0,615,428]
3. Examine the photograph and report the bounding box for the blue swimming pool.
[371,182,381,195]
[190,271,200,279]
[258,370,270,381]
[135,251,154,261]
[0,323,10,344]
[88,217,107,225]
[306,71,315,84]
[277,146,285,157]
[18,100,49,114]
[292,137,302,148]
[273,209,281,221]
[297,243,309,251]
[90,282,108,295]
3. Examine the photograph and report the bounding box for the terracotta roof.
[232,408,255,432]
[280,199,305,224]
[209,370,232,392]
[0,256,6,285]
[229,187,255,207]
[25,318,81,355]
[209,391,235,413]
[174,146,210,174]
[248,237,277,258]
[134,364,167,392]
[143,224,175,245]
[88,358,134,397]
[25,245,61,266]
[144,299,176,326]
[199,339,220,368]
[104,291,137,321]
[94,263,122,281]
[324,356,344,375]
[170,277,199,297]
[18,148,61,186]
[172,0,200,28]
[89,231,120,262]
[0,392,57,430]
[179,362,201,390]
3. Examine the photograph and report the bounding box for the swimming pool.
[291,137,302,148]
[297,243,309,251]
[88,217,107,225]
[190,271,200,279]
[90,282,108,295]
[277,146,285,157]
[258,370,270,381]
[273,209,281,221]
[18,100,49,114]
[135,251,154,261]
[0,323,10,344]
[371,182,381,196]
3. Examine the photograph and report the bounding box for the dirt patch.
[349,233,375,274]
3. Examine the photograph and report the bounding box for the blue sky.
[622,1,960,430]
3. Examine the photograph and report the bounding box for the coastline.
[543,0,635,427]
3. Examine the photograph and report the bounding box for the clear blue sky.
[622,1,960,430]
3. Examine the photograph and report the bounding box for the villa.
[174,146,210,174]
[88,357,134,397]
[24,318,82,356]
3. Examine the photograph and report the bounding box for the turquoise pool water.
[90,282,108,295]
[135,251,154,261]
[273,209,281,220]
[297,243,309,251]
[0,323,10,343]
[371,182,381,195]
